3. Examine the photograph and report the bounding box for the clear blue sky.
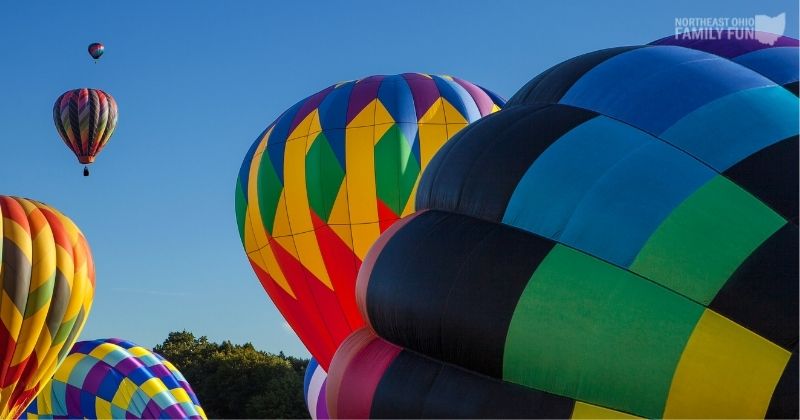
[0,1,796,358]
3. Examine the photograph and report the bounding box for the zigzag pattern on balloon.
[53,89,118,164]
[22,338,206,419]
[0,196,95,419]
[235,73,503,369]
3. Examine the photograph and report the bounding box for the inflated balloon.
[22,338,206,419]
[327,36,798,418]
[303,358,328,419]
[53,88,118,176]
[0,196,95,419]
[651,31,798,94]
[87,43,104,60]
[235,73,503,369]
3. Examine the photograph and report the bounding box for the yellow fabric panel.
[351,223,380,260]
[0,292,22,341]
[196,405,208,419]
[127,346,149,358]
[251,241,295,298]
[288,110,317,141]
[293,230,333,289]
[140,377,168,397]
[3,212,33,263]
[373,123,393,145]
[283,138,314,233]
[402,181,420,217]
[663,310,790,419]
[344,126,378,224]
[348,99,377,128]
[244,149,269,252]
[95,397,112,419]
[12,301,49,364]
[418,124,449,168]
[21,201,55,290]
[111,377,138,410]
[418,98,447,124]
[491,104,502,113]
[374,100,395,126]
[305,128,320,153]
[446,122,468,139]
[53,354,83,382]
[273,236,300,259]
[308,110,322,137]
[88,342,119,360]
[328,225,354,250]
[39,380,53,416]
[170,387,192,404]
[572,401,641,419]
[271,192,292,238]
[442,99,469,125]
[327,180,351,226]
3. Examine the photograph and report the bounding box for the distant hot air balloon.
[235,73,504,370]
[0,196,95,419]
[88,43,104,60]
[22,339,207,419]
[326,37,798,418]
[53,88,118,176]
[304,358,328,419]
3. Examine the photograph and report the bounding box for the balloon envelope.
[327,37,799,419]
[235,73,503,369]
[22,338,206,419]
[0,196,95,418]
[303,358,328,419]
[53,88,118,166]
[88,43,104,60]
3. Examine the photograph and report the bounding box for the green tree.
[154,331,309,419]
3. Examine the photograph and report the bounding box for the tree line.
[154,331,310,419]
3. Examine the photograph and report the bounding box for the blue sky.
[0,1,797,358]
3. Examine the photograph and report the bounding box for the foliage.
[154,331,310,419]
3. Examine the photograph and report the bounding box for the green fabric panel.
[630,175,786,305]
[305,133,345,221]
[374,125,420,215]
[257,151,284,235]
[53,315,77,345]
[234,179,247,241]
[23,275,55,317]
[503,245,703,418]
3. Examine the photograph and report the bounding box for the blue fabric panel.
[303,358,318,397]
[50,381,68,416]
[378,75,416,123]
[267,100,304,184]
[504,115,715,267]
[433,76,482,122]
[660,86,800,171]
[97,371,123,401]
[79,391,96,418]
[560,46,774,134]
[67,357,95,388]
[734,47,800,86]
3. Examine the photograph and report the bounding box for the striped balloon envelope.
[0,196,95,419]
[327,36,798,419]
[22,338,206,419]
[53,88,118,175]
[235,73,503,369]
[303,358,328,419]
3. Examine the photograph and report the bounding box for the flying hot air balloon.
[53,88,118,176]
[235,73,504,369]
[326,35,798,419]
[0,195,96,419]
[88,43,104,60]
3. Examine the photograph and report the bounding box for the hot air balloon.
[53,88,118,176]
[88,43,104,60]
[0,196,95,419]
[304,358,328,419]
[235,73,503,369]
[326,37,799,418]
[22,338,206,419]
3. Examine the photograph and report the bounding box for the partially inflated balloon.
[53,88,118,176]
[22,338,206,419]
[303,358,328,419]
[88,43,104,60]
[235,73,503,369]
[0,196,95,418]
[327,37,798,419]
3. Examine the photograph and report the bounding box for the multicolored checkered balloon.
[235,73,503,369]
[22,339,206,419]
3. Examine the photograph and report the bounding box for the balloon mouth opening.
[78,157,95,164]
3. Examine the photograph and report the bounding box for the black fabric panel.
[784,81,798,96]
[417,104,597,222]
[366,210,554,378]
[506,46,643,106]
[723,136,798,224]
[371,350,575,419]
[710,224,798,349]
[766,349,798,419]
